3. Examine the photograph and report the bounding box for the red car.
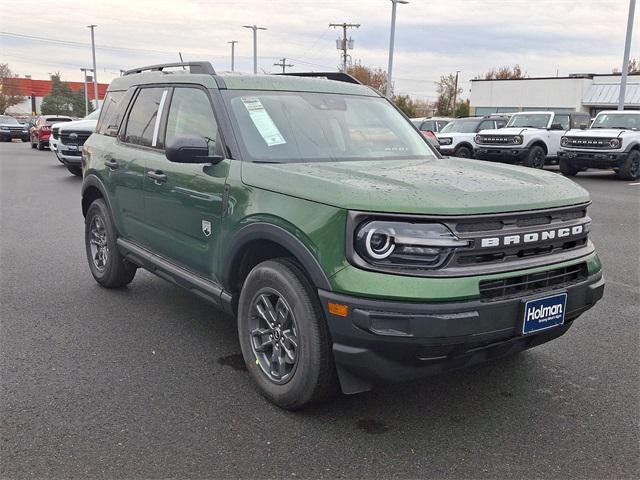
[30,115,72,150]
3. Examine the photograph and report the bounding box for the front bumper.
[320,272,604,393]
[558,150,628,168]
[475,146,529,162]
[56,141,83,165]
[0,130,29,141]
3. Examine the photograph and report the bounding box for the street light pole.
[386,0,408,98]
[243,25,267,74]
[80,68,93,116]
[618,0,636,110]
[87,25,99,109]
[228,40,238,72]
[452,70,460,116]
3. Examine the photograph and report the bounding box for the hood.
[478,127,541,136]
[59,119,97,132]
[241,158,589,215]
[435,132,473,139]
[565,128,629,138]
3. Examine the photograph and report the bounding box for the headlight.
[561,136,569,147]
[438,137,453,146]
[474,135,483,144]
[354,220,469,270]
[512,135,523,145]
[609,138,622,149]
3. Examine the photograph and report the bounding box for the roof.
[471,73,640,82]
[4,78,109,99]
[583,83,640,106]
[108,70,377,96]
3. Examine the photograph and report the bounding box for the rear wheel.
[617,150,640,180]
[85,199,137,288]
[523,145,546,169]
[559,159,580,177]
[30,136,37,149]
[66,165,82,177]
[37,140,45,150]
[237,258,336,410]
[454,145,472,158]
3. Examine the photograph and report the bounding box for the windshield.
[591,113,640,130]
[440,119,481,134]
[225,91,436,163]
[0,116,19,124]
[507,114,551,129]
[84,109,101,120]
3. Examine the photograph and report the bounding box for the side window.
[123,88,168,148]
[164,87,218,154]
[571,115,590,129]
[495,120,507,129]
[97,91,125,136]
[436,120,449,131]
[554,114,570,130]
[477,120,495,131]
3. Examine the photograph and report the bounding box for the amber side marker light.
[328,302,349,317]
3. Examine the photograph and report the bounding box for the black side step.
[117,238,234,315]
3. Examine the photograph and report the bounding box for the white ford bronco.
[475,111,591,168]
[436,115,508,158]
[558,110,640,180]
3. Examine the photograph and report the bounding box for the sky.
[1,0,638,101]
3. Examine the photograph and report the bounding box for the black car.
[0,115,29,142]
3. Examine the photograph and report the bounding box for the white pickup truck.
[474,111,591,168]
[558,110,640,180]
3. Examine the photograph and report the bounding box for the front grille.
[60,131,91,145]
[477,135,517,145]
[564,137,615,149]
[479,263,588,301]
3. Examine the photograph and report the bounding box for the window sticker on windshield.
[241,97,286,146]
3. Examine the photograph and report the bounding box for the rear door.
[142,85,228,278]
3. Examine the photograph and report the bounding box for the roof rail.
[123,61,216,76]
[276,72,362,85]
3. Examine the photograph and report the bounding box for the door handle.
[104,159,119,169]
[147,170,168,184]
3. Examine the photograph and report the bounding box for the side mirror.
[165,134,223,164]
[579,124,587,130]
[550,123,565,131]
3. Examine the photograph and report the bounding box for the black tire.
[37,140,45,150]
[454,145,472,158]
[85,199,137,288]
[66,165,82,177]
[617,150,640,180]
[30,137,37,149]
[559,158,580,177]
[21,138,28,142]
[523,145,546,168]
[237,258,336,409]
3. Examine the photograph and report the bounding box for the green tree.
[455,99,470,118]
[435,73,463,116]
[41,74,92,116]
[346,61,389,95]
[392,94,417,117]
[479,65,525,80]
[0,63,25,114]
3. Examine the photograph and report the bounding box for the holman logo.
[480,224,586,248]
[527,303,563,322]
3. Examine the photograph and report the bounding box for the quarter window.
[97,91,125,136]
[554,114,570,130]
[123,88,167,148]
[165,88,217,154]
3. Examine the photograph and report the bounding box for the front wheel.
[85,199,137,288]
[559,159,580,177]
[523,145,546,168]
[617,150,640,180]
[237,258,336,410]
[454,146,472,158]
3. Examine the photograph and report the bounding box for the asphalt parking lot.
[1,141,638,479]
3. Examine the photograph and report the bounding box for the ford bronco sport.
[558,110,640,180]
[81,62,604,409]
[475,111,591,168]
[436,115,509,158]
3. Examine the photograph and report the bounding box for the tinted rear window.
[97,91,126,136]
[46,118,71,124]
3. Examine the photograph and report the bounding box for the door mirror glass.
[165,134,223,164]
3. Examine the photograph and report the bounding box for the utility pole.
[452,70,460,116]
[273,58,294,73]
[330,22,360,72]
[619,0,636,110]
[386,0,408,98]
[87,25,99,109]
[243,25,267,74]
[80,67,93,116]
[228,40,238,71]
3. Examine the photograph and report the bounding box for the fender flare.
[525,138,548,153]
[81,174,115,218]
[222,222,332,291]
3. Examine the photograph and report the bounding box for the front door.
[143,86,228,279]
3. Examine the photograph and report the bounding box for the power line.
[273,57,294,73]
[329,23,360,72]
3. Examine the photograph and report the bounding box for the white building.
[469,73,640,117]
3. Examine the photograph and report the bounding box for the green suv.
[81,62,604,409]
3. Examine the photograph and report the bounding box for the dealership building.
[469,73,640,117]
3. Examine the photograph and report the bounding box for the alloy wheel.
[249,289,299,384]
[89,215,109,272]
